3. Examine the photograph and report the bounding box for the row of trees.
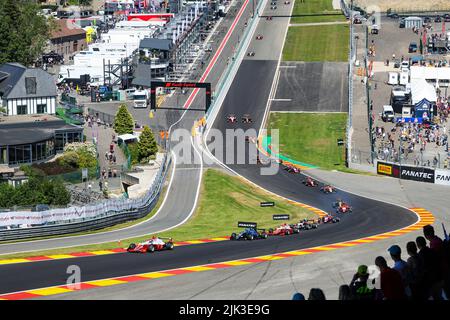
[113,105,158,163]
[0,177,71,208]
[0,0,53,66]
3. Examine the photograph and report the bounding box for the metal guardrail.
[0,154,171,241]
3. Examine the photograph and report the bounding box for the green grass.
[0,169,315,260]
[291,0,346,23]
[267,112,348,170]
[282,24,349,62]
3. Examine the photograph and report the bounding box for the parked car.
[408,42,418,53]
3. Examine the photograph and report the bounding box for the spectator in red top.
[423,225,449,299]
[416,236,443,300]
[375,256,406,300]
[423,225,444,254]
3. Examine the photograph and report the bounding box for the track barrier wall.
[0,154,171,241]
[376,160,450,185]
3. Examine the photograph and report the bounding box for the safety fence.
[376,160,450,186]
[346,4,354,166]
[0,154,171,241]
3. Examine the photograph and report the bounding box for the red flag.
[422,30,427,49]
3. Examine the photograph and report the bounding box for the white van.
[381,105,395,122]
[388,72,399,85]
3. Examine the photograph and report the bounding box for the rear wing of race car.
[158,237,173,242]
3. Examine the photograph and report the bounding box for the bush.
[0,176,71,208]
[137,125,158,162]
[113,104,134,135]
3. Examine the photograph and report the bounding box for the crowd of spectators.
[292,224,450,300]
[374,119,448,167]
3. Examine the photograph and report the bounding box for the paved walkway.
[83,120,127,193]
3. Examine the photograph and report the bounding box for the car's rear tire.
[147,245,155,253]
[166,242,174,250]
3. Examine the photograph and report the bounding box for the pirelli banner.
[377,161,400,178]
[435,169,450,186]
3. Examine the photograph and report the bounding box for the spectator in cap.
[292,292,305,300]
[349,265,374,300]
[406,241,425,300]
[308,288,326,300]
[375,256,406,300]
[388,244,412,297]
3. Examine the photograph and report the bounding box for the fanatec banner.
[434,169,450,186]
[399,165,435,183]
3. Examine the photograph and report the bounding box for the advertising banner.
[377,161,400,178]
[273,214,290,220]
[260,201,275,207]
[400,165,435,183]
[237,221,257,228]
[434,169,450,186]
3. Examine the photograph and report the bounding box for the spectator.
[424,225,449,298]
[388,245,412,297]
[374,256,406,300]
[308,288,326,300]
[416,236,443,300]
[349,265,374,300]
[406,241,425,300]
[99,180,103,191]
[292,292,305,300]
[338,285,353,300]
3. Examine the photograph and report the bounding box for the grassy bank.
[291,0,346,24]
[267,112,348,170]
[282,24,349,61]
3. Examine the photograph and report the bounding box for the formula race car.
[284,1,290,4]
[320,214,340,224]
[230,228,268,240]
[242,114,252,123]
[266,16,273,20]
[268,223,299,236]
[271,5,277,10]
[127,237,174,253]
[320,185,337,194]
[302,177,318,187]
[227,113,237,123]
[256,34,263,40]
[247,51,255,57]
[296,219,319,230]
[284,164,300,174]
[332,200,353,214]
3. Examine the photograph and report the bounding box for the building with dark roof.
[0,63,57,116]
[0,114,83,166]
[48,19,87,63]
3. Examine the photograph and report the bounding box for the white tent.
[410,79,437,104]
[410,66,450,85]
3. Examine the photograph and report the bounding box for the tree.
[113,104,134,135]
[137,126,158,162]
[0,0,52,66]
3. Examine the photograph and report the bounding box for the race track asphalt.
[0,0,418,296]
